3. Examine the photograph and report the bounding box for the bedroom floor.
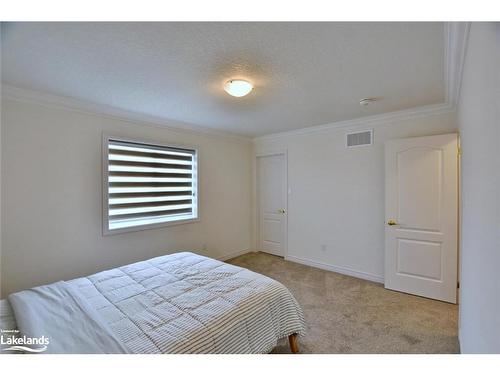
[227,252,459,354]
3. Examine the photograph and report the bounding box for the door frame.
[255,150,288,257]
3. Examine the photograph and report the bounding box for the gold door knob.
[387,219,398,226]
[278,208,286,214]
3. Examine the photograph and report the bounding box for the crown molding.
[1,84,252,144]
[254,22,470,142]
[444,22,471,108]
[254,102,454,141]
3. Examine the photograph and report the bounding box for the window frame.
[102,134,200,236]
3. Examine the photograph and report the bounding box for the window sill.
[102,216,200,236]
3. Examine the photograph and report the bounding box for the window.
[103,136,198,234]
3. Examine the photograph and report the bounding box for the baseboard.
[285,255,384,284]
[217,249,254,261]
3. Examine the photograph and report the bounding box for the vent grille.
[346,130,373,148]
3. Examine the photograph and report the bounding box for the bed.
[1,252,305,354]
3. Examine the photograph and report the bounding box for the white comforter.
[7,252,306,354]
[8,281,130,353]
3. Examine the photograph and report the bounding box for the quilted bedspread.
[63,252,305,353]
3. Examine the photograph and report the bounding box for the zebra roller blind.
[104,137,198,233]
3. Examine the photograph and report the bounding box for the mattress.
[5,252,306,354]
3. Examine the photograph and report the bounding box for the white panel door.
[385,133,458,303]
[258,154,287,257]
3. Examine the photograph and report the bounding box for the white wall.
[0,32,2,297]
[1,97,253,297]
[457,23,500,353]
[254,111,457,281]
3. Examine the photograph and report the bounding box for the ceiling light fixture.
[224,79,253,97]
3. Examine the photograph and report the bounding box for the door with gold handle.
[384,133,458,303]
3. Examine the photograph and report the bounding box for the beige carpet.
[227,252,459,354]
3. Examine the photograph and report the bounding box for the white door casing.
[385,133,458,303]
[257,153,287,257]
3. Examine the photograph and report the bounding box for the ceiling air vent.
[346,129,373,148]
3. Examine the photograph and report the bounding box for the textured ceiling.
[1,22,445,137]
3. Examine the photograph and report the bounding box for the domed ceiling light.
[224,79,253,97]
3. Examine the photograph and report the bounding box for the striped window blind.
[104,137,198,233]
